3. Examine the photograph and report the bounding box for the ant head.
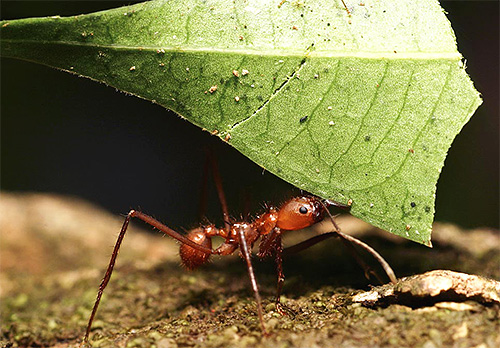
[276,196,325,231]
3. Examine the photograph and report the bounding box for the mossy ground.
[1,193,499,348]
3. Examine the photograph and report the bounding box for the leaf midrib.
[0,39,463,60]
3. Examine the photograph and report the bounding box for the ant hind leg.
[83,210,215,344]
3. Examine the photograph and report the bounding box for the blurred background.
[1,1,498,232]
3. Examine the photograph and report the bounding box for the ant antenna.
[320,201,397,284]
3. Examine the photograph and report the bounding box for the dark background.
[1,1,498,231]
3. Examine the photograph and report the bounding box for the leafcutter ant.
[82,154,396,344]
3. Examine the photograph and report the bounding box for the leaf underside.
[0,0,482,245]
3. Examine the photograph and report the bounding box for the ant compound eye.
[299,206,308,214]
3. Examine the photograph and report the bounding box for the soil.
[1,192,498,348]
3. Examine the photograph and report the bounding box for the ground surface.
[1,192,499,348]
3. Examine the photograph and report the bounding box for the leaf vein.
[352,62,455,192]
[366,68,416,165]
[329,60,390,182]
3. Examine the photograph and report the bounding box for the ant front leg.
[272,233,289,315]
[258,228,294,317]
[83,210,214,345]
[272,233,296,317]
[283,230,397,285]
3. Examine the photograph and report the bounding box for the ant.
[82,154,396,344]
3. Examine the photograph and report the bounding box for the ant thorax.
[254,208,279,236]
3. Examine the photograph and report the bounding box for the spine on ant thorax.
[253,208,278,236]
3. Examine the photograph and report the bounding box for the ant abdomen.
[179,227,212,270]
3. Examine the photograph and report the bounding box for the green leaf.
[0,0,481,245]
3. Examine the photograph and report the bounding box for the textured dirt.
[1,192,499,348]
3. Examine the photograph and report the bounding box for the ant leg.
[274,234,285,311]
[283,232,336,255]
[283,231,396,285]
[235,225,268,335]
[322,204,396,283]
[321,206,396,284]
[198,150,231,233]
[257,228,294,316]
[198,153,210,221]
[340,0,351,15]
[272,234,296,317]
[83,210,214,344]
[335,230,397,284]
[82,212,131,345]
[132,210,213,252]
[207,151,231,233]
[285,232,385,284]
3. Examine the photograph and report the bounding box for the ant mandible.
[82,154,396,344]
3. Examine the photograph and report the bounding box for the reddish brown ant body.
[82,157,396,344]
[178,195,328,326]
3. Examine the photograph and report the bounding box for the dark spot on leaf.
[410,202,416,208]
[300,115,308,123]
[364,135,371,141]
[424,206,431,213]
